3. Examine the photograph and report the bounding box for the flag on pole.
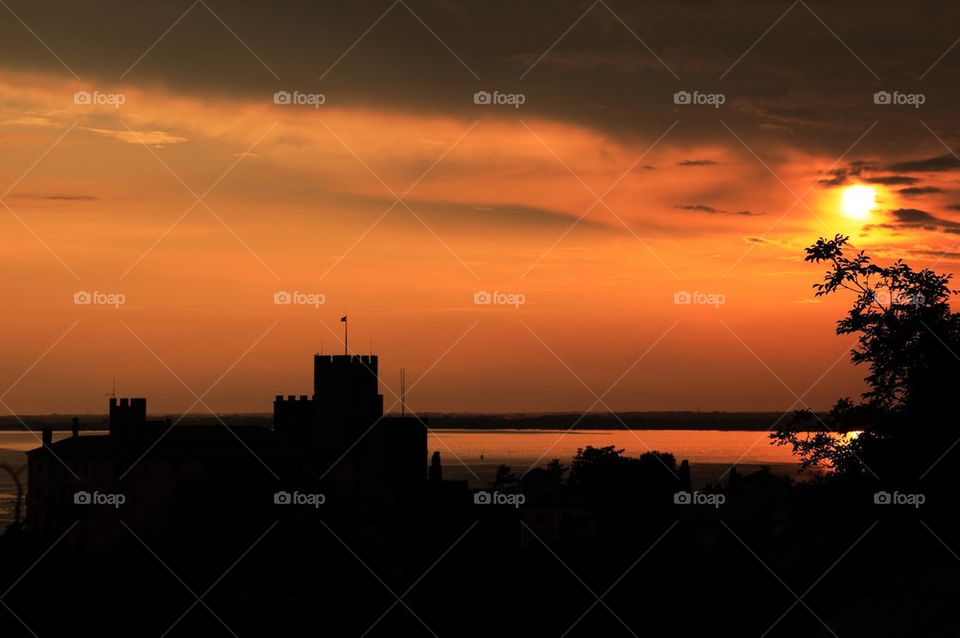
[340,315,347,322]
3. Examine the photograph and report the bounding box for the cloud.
[1,0,960,166]
[891,208,940,223]
[888,155,960,173]
[906,248,960,259]
[676,204,718,213]
[818,161,876,187]
[82,126,188,146]
[865,175,919,185]
[678,159,716,166]
[899,186,943,196]
[676,205,761,216]
[454,202,607,228]
[744,236,776,245]
[819,162,922,188]
[12,194,97,201]
[887,208,960,233]
[818,169,847,187]
[2,115,57,127]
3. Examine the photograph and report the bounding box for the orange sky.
[2,66,960,415]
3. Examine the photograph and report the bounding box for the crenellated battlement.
[274,352,384,437]
[109,397,146,438]
[313,354,378,366]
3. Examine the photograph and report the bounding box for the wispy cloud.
[677,204,760,216]
[12,193,98,202]
[888,155,960,173]
[82,126,188,146]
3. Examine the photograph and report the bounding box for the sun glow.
[841,184,877,220]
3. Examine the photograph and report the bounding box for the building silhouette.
[25,352,425,549]
[274,354,384,438]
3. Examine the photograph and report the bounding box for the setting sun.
[841,184,878,220]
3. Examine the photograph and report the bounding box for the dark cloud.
[820,162,938,189]
[1,0,960,157]
[819,169,848,187]
[676,205,760,216]
[678,160,716,166]
[888,155,960,173]
[892,208,938,223]
[866,175,919,185]
[899,186,944,196]
[744,236,775,245]
[888,208,960,233]
[819,161,878,187]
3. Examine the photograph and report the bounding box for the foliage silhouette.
[773,235,960,481]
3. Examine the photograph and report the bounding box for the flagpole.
[344,315,348,356]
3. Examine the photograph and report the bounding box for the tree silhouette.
[773,235,960,481]
[568,445,678,499]
[544,458,566,479]
[492,464,517,487]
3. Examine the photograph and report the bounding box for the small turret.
[429,451,443,483]
[109,397,147,438]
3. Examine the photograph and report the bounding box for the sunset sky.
[3,0,960,414]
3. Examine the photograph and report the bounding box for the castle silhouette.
[25,352,425,549]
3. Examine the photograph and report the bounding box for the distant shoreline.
[0,411,828,432]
